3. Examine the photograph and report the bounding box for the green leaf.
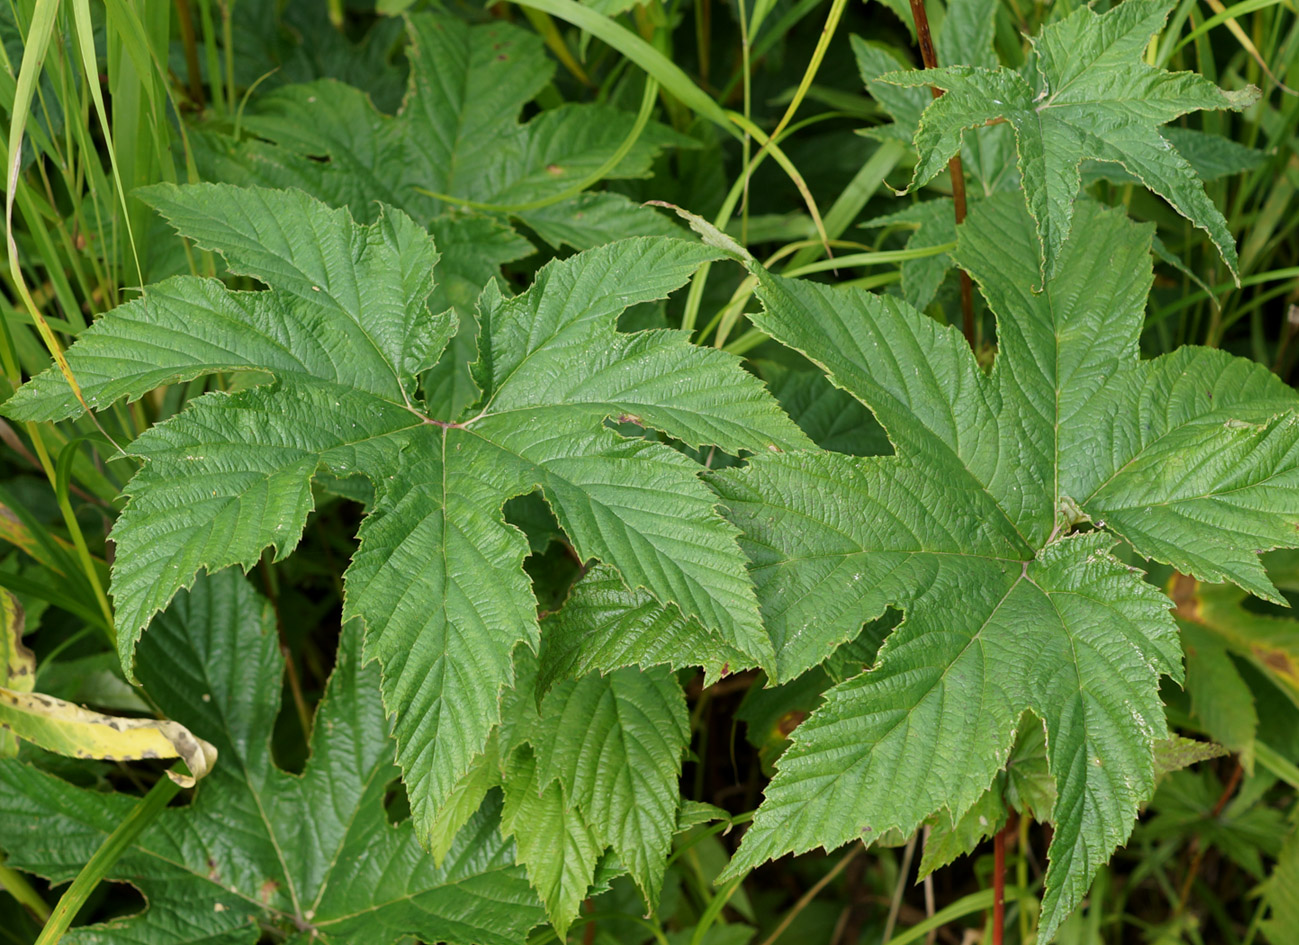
[424,733,504,864]
[1181,622,1259,768]
[501,748,602,937]
[3,183,806,852]
[711,188,1299,937]
[859,199,959,311]
[526,665,689,906]
[961,195,1299,587]
[502,657,689,910]
[0,571,544,944]
[198,13,690,252]
[852,35,927,143]
[853,0,1017,194]
[193,12,691,417]
[517,190,686,250]
[231,1,409,112]
[1084,127,1266,185]
[538,564,749,693]
[918,786,1007,881]
[1175,576,1299,715]
[1261,828,1299,942]
[882,0,1258,281]
[1151,735,1229,777]
[0,589,30,757]
[934,0,999,70]
[494,651,691,929]
[462,651,683,929]
[918,716,1056,881]
[1146,768,1287,879]
[756,361,890,457]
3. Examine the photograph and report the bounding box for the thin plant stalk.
[993,821,1011,945]
[35,773,181,945]
[758,845,863,945]
[882,832,919,943]
[905,0,975,347]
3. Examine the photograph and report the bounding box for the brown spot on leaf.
[1170,572,1200,621]
[777,710,807,738]
[1256,646,1298,681]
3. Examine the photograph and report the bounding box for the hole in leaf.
[383,777,411,825]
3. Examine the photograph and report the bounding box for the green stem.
[0,862,50,923]
[759,845,862,945]
[757,0,849,158]
[689,877,742,945]
[883,887,1029,945]
[36,773,180,945]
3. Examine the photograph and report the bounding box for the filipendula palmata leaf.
[508,654,688,911]
[537,563,751,695]
[432,651,690,932]
[195,12,689,252]
[194,11,689,418]
[0,571,545,945]
[880,0,1259,283]
[0,589,215,783]
[2,182,808,850]
[709,192,1299,938]
[500,747,603,936]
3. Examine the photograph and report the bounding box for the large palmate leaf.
[0,571,544,944]
[195,12,686,252]
[881,0,1257,282]
[194,11,688,418]
[708,192,1299,937]
[3,184,808,851]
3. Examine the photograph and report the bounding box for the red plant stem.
[907,0,941,72]
[1178,759,1245,907]
[992,821,1012,945]
[905,0,976,349]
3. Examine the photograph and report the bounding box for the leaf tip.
[643,201,754,265]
